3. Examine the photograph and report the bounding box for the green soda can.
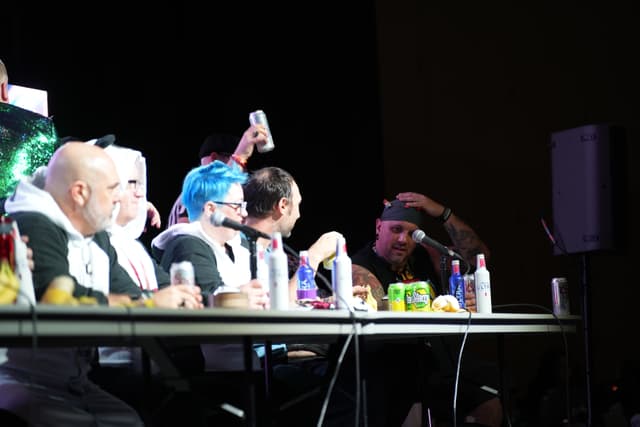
[404,282,415,311]
[412,281,433,312]
[388,282,406,312]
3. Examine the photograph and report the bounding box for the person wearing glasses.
[103,143,202,308]
[152,160,267,311]
[150,161,269,426]
[167,126,270,227]
[89,142,204,418]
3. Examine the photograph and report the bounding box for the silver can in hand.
[170,261,195,286]
[551,277,570,316]
[249,109,275,153]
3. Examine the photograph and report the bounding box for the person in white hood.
[103,142,202,308]
[89,142,203,415]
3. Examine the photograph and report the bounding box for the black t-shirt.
[351,240,442,294]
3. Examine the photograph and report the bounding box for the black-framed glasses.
[213,201,247,211]
[126,180,144,191]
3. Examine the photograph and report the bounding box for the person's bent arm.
[230,124,269,169]
[351,264,386,310]
[396,191,490,266]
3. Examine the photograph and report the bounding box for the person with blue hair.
[153,160,267,308]
[150,161,270,427]
[152,161,268,370]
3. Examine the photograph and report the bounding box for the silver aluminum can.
[551,277,570,316]
[170,261,195,286]
[249,109,275,153]
[463,274,476,313]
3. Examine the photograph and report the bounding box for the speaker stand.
[580,253,593,427]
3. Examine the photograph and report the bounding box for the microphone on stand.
[411,229,464,260]
[211,210,270,240]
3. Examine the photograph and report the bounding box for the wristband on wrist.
[438,207,452,223]
[231,154,248,169]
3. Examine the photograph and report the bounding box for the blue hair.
[181,160,248,221]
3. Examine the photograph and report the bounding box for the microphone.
[411,229,464,260]
[211,210,270,240]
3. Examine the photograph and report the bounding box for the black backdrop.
[6,1,640,401]
[2,2,383,254]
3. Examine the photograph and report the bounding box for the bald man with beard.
[0,142,145,426]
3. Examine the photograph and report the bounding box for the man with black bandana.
[348,192,502,427]
[352,192,490,308]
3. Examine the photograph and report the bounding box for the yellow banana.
[41,275,76,305]
[432,294,466,313]
[77,296,98,305]
[0,286,18,304]
[41,288,77,305]
[40,276,98,306]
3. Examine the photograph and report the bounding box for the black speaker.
[550,124,627,255]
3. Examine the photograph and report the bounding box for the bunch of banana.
[41,275,98,306]
[431,294,466,313]
[0,259,19,304]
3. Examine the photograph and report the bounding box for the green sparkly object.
[0,103,58,198]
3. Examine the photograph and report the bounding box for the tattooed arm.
[352,264,386,310]
[442,214,490,267]
[396,191,490,267]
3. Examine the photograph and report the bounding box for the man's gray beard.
[84,195,112,233]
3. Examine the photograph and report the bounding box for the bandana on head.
[379,199,425,228]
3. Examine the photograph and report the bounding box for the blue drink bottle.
[449,259,465,309]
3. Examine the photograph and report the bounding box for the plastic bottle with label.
[474,253,492,313]
[332,236,353,310]
[268,232,289,310]
[296,250,317,301]
[449,259,466,309]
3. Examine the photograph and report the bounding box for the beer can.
[249,109,275,153]
[412,281,433,312]
[463,274,476,313]
[551,277,570,316]
[404,282,415,311]
[170,261,195,286]
[388,282,406,312]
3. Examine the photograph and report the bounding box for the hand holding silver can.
[249,110,275,153]
[170,261,195,286]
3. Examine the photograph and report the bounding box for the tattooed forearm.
[444,217,490,265]
[352,265,386,307]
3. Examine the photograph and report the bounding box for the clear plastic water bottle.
[449,259,465,309]
[296,250,317,301]
[332,236,353,310]
[474,253,492,313]
[269,232,289,310]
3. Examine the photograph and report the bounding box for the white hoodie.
[2,178,111,379]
